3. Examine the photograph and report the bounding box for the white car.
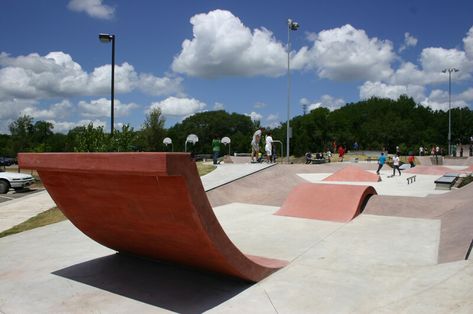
[0,171,35,194]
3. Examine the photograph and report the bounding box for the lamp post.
[286,19,299,164]
[442,68,459,156]
[99,33,116,134]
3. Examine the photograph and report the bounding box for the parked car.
[0,171,35,194]
[0,157,16,167]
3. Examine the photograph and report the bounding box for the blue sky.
[1,0,473,133]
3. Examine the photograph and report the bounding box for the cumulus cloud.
[47,119,106,134]
[78,98,139,118]
[464,26,473,59]
[172,10,292,78]
[399,32,418,52]
[20,100,73,120]
[360,81,425,102]
[0,51,183,101]
[420,89,468,111]
[67,0,115,20]
[245,111,262,121]
[265,113,280,128]
[138,74,183,96]
[306,24,395,81]
[149,97,206,117]
[300,95,346,111]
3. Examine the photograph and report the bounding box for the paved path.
[0,190,56,232]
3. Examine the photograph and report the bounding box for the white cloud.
[360,81,425,102]
[420,89,468,111]
[47,119,106,133]
[265,113,280,128]
[420,47,472,81]
[399,32,418,52]
[300,95,346,111]
[213,102,225,110]
[245,111,262,121]
[306,24,395,81]
[149,97,206,117]
[464,26,473,59]
[138,74,183,96]
[20,100,73,120]
[78,98,139,118]
[172,9,290,78]
[67,0,114,20]
[0,51,183,101]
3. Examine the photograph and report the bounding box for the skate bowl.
[275,183,377,222]
[18,152,287,282]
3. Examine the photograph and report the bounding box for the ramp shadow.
[53,253,252,313]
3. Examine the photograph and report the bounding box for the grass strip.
[0,207,66,238]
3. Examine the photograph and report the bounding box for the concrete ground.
[1,159,473,313]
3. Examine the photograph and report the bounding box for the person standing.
[407,154,415,168]
[392,153,401,176]
[376,152,386,175]
[265,131,273,163]
[251,128,262,162]
[212,135,221,165]
[338,145,345,162]
[419,146,424,156]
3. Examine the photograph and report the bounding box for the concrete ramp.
[18,152,287,282]
[323,165,381,182]
[275,183,377,222]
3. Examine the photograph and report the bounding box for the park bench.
[434,173,459,190]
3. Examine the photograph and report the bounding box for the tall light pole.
[287,18,299,163]
[442,68,459,156]
[99,33,116,134]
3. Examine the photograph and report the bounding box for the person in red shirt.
[407,154,415,168]
[338,145,345,162]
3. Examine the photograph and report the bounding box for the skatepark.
[1,153,473,313]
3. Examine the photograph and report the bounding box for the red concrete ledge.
[19,152,287,282]
[275,183,377,222]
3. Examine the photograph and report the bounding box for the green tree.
[72,123,110,152]
[110,124,137,152]
[137,108,166,151]
[9,115,34,154]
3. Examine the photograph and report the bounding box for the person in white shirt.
[392,153,401,176]
[251,129,262,162]
[265,132,273,163]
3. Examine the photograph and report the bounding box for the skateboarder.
[392,153,401,176]
[376,152,386,175]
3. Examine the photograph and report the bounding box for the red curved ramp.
[19,152,287,282]
[323,165,380,182]
[275,183,377,222]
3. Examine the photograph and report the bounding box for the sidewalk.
[0,190,56,232]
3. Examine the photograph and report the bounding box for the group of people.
[376,151,416,177]
[251,128,275,163]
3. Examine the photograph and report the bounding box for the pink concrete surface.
[18,152,287,282]
[404,165,466,175]
[275,183,377,222]
[323,165,381,182]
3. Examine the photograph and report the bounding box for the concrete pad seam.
[263,288,279,314]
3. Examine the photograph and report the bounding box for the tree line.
[1,96,472,157]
